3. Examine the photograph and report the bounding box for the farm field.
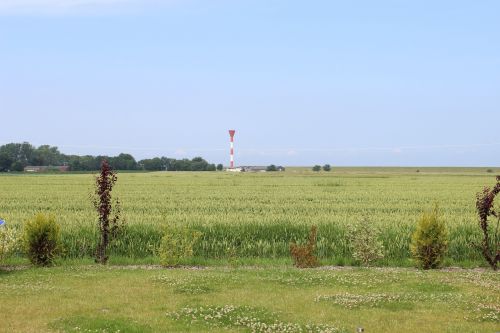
[1,168,499,332]
[0,265,499,333]
[0,167,498,265]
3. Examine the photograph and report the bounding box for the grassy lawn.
[0,265,498,332]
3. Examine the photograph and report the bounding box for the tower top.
[229,130,235,137]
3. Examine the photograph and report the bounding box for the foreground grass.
[0,265,498,332]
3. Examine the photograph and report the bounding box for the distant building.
[24,166,70,173]
[241,166,267,172]
[226,166,272,172]
[225,167,243,172]
[225,166,285,172]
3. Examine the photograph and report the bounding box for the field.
[0,167,498,265]
[1,168,499,332]
[1,265,499,333]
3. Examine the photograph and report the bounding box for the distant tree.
[67,155,82,171]
[0,142,35,169]
[266,164,277,171]
[216,163,224,171]
[33,145,62,166]
[312,165,321,172]
[170,159,190,171]
[11,161,24,171]
[20,142,36,165]
[323,164,331,172]
[162,157,175,171]
[140,157,164,171]
[81,155,99,171]
[190,157,209,171]
[0,142,218,173]
[110,153,137,170]
[0,153,13,171]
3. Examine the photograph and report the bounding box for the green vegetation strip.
[0,266,498,332]
[0,170,496,263]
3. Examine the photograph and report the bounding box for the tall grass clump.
[410,206,448,269]
[23,213,62,266]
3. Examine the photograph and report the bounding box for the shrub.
[312,165,321,172]
[410,206,448,269]
[92,160,123,264]
[290,225,319,268]
[323,164,331,172]
[158,226,202,267]
[347,217,384,266]
[23,213,62,266]
[474,176,500,270]
[0,224,19,263]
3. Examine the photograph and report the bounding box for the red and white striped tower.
[229,130,235,168]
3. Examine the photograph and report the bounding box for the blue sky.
[0,0,499,166]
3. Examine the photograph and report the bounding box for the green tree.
[33,145,62,165]
[11,161,24,171]
[190,157,209,171]
[67,155,83,171]
[216,163,224,171]
[140,157,164,171]
[312,165,321,172]
[162,157,175,171]
[0,142,35,170]
[0,153,13,171]
[111,153,137,170]
[266,164,277,171]
[323,164,331,172]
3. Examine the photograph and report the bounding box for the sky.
[0,0,499,166]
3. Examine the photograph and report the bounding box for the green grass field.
[0,167,498,264]
[0,265,498,333]
[1,168,499,332]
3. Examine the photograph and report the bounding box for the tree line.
[0,142,222,172]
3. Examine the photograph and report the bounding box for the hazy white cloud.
[0,0,168,15]
[174,148,187,156]
[392,148,402,154]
